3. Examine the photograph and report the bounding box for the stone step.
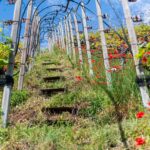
[46,68,63,72]
[42,107,78,115]
[42,62,61,66]
[43,76,65,82]
[40,88,67,96]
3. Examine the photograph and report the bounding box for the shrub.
[11,90,29,107]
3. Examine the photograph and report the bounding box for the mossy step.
[43,115,76,126]
[40,88,67,96]
[43,76,65,82]
[42,62,61,65]
[42,107,77,126]
[43,59,51,62]
[46,68,63,72]
[42,107,78,115]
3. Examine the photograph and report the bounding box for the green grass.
[11,90,29,107]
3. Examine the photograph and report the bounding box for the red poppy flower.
[108,54,113,59]
[107,70,112,73]
[145,51,150,55]
[79,59,82,63]
[91,59,95,63]
[135,137,145,146]
[114,50,119,54]
[75,76,83,81]
[148,102,150,107]
[112,65,122,69]
[136,112,145,119]
[142,56,147,64]
[91,50,95,53]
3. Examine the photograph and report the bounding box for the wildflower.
[145,51,150,55]
[147,102,150,107]
[91,59,95,63]
[136,112,145,119]
[91,50,95,53]
[75,76,83,81]
[112,65,122,70]
[135,137,145,146]
[142,56,147,64]
[114,49,119,54]
[79,59,82,63]
[108,54,113,59]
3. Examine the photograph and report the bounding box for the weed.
[11,90,29,107]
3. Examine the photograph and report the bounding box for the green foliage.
[11,90,29,107]
[0,128,8,144]
[0,28,12,68]
[79,98,103,118]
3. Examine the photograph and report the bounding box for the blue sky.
[0,0,150,48]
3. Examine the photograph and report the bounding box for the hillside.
[0,49,149,150]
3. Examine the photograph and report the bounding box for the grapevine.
[0,28,12,69]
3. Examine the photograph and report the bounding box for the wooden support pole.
[35,16,40,54]
[1,0,22,127]
[68,14,76,63]
[121,0,150,107]
[60,22,66,50]
[58,25,62,49]
[52,33,55,51]
[18,0,33,90]
[59,24,64,50]
[55,27,59,46]
[52,31,56,48]
[73,12,83,68]
[28,13,37,72]
[54,28,58,46]
[33,15,40,56]
[95,0,112,87]
[65,19,72,57]
[81,1,94,76]
[48,38,52,52]
[28,12,39,72]
[28,9,37,58]
[64,20,69,55]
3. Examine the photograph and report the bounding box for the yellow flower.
[0,28,2,32]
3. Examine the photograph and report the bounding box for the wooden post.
[28,15,36,72]
[1,0,22,127]
[64,20,69,55]
[36,16,40,54]
[81,1,94,76]
[51,33,55,51]
[56,28,59,47]
[95,0,112,87]
[52,31,56,48]
[68,14,76,63]
[28,9,37,58]
[60,22,66,50]
[48,38,52,52]
[28,11,38,72]
[58,25,62,49]
[65,19,72,57]
[73,12,83,68]
[33,15,40,56]
[54,28,58,46]
[18,0,33,90]
[121,0,150,107]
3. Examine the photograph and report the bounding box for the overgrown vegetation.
[10,90,29,107]
[0,48,149,150]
